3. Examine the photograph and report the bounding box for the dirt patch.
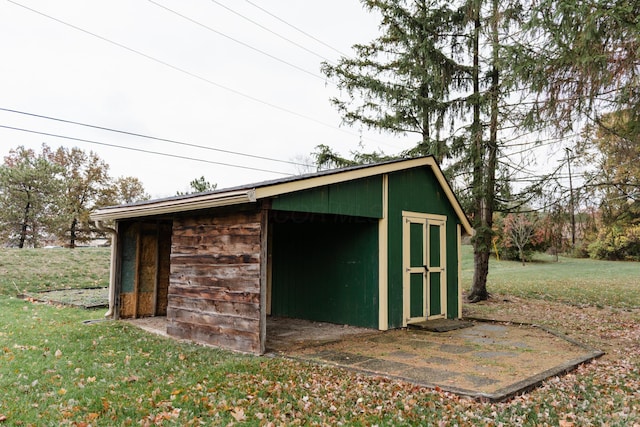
[266,317,376,352]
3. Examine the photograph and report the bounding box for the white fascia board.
[90,189,256,221]
[254,158,435,199]
[90,157,473,236]
[255,157,474,236]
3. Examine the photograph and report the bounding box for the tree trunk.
[19,198,31,249]
[468,0,490,303]
[471,246,490,301]
[69,218,77,249]
[469,0,499,302]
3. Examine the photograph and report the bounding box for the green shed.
[92,157,473,354]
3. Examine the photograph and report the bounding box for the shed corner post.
[96,220,118,319]
[378,174,389,331]
[258,202,271,354]
[457,223,463,319]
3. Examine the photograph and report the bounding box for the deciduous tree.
[48,147,112,248]
[583,111,640,226]
[519,0,640,132]
[503,213,540,265]
[0,145,61,248]
[109,176,150,205]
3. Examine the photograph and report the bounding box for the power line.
[208,0,335,64]
[243,0,350,58]
[0,124,292,176]
[0,107,313,168]
[7,0,405,154]
[5,0,359,139]
[147,0,329,82]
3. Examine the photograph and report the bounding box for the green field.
[3,246,638,308]
[460,245,640,308]
[0,247,110,296]
[0,247,638,425]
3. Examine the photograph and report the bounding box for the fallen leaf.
[231,407,246,422]
[86,412,99,421]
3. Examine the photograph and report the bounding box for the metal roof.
[91,156,473,235]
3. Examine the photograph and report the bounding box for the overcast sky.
[1,0,418,198]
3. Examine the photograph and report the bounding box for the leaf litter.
[1,294,639,425]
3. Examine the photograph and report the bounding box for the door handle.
[423,265,429,272]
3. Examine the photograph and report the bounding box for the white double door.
[402,212,447,326]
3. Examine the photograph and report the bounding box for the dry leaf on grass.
[230,407,246,422]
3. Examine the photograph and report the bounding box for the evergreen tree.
[321,0,470,164]
[176,176,217,195]
[321,0,528,301]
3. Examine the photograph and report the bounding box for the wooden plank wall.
[137,229,158,316]
[167,209,263,354]
[156,222,172,316]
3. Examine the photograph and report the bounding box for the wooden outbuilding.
[92,157,473,354]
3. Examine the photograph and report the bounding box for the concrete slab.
[409,318,474,332]
[275,319,604,402]
[125,316,604,402]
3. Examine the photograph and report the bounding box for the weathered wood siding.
[167,209,264,354]
[156,222,172,316]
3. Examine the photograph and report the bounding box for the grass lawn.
[0,247,639,425]
[460,245,640,309]
[0,247,109,296]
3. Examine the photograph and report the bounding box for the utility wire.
[0,124,292,175]
[147,0,329,82]
[6,0,361,139]
[208,0,335,64]
[0,107,313,168]
[244,0,350,58]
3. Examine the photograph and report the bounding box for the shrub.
[588,224,640,261]
[494,213,549,263]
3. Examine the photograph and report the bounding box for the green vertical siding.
[387,167,462,328]
[271,216,379,328]
[271,176,383,218]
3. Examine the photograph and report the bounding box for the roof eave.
[90,157,473,235]
[91,189,257,221]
